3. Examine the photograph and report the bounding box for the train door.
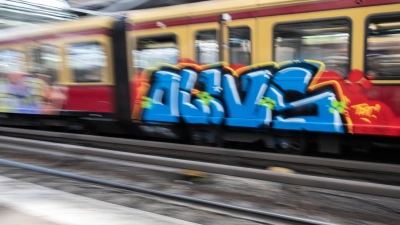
[127,25,188,79]
[26,39,65,116]
[188,15,270,146]
[127,18,190,139]
[225,18,256,67]
[188,12,257,66]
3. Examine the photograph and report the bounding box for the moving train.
[0,0,399,154]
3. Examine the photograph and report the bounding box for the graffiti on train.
[132,60,344,133]
[0,72,68,115]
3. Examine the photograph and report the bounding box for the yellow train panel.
[257,4,400,70]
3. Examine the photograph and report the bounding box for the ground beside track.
[0,176,200,225]
[0,148,398,225]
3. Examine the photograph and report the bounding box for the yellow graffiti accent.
[178,62,227,71]
[178,63,203,71]
[191,89,201,96]
[343,95,351,105]
[236,62,280,78]
[351,103,381,118]
[156,62,181,70]
[308,80,345,100]
[304,60,326,88]
[178,61,280,79]
[205,62,228,69]
[343,111,353,134]
[223,66,238,77]
[360,118,372,124]
[278,60,296,68]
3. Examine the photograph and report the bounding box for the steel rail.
[0,158,335,225]
[0,136,399,198]
[0,127,399,174]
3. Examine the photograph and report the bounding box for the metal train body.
[0,0,399,154]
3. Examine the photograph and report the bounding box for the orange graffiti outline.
[132,60,356,134]
[305,60,354,134]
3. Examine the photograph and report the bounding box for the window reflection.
[28,45,60,83]
[229,27,251,66]
[67,42,106,83]
[134,35,179,71]
[367,16,400,79]
[274,19,350,76]
[41,45,60,83]
[28,46,41,74]
[196,30,218,64]
[0,50,26,77]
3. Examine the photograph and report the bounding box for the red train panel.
[63,86,115,113]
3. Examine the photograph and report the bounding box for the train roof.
[126,0,321,23]
[0,0,396,42]
[0,16,115,43]
[0,0,319,42]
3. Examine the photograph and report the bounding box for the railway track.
[0,126,399,186]
[0,158,334,225]
[0,135,399,224]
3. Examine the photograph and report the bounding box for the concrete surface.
[0,175,199,225]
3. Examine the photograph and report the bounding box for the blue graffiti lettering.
[140,61,344,133]
[222,69,272,128]
[142,70,181,123]
[178,68,209,124]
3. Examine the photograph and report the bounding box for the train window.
[41,45,60,83]
[133,34,179,70]
[0,50,26,76]
[274,19,350,76]
[196,30,218,64]
[366,15,400,79]
[28,45,60,83]
[66,42,106,83]
[229,27,251,66]
[28,46,41,73]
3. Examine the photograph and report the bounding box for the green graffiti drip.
[142,96,153,109]
[197,92,213,106]
[329,100,346,114]
[259,97,276,110]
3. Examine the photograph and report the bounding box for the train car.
[0,16,125,133]
[0,0,399,154]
